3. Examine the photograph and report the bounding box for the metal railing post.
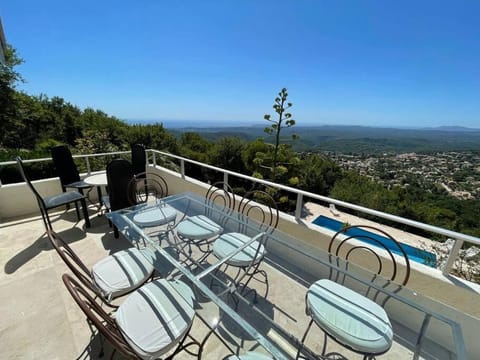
[152,151,157,166]
[295,193,303,220]
[85,157,91,175]
[223,173,229,190]
[180,159,185,179]
[442,238,464,276]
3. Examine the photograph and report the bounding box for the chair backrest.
[16,157,46,208]
[47,230,100,295]
[51,145,80,188]
[106,159,136,211]
[62,274,137,358]
[328,224,411,287]
[237,190,279,235]
[205,181,235,208]
[131,144,146,177]
[128,172,168,205]
[204,182,236,222]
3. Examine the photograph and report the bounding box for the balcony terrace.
[1,150,479,359]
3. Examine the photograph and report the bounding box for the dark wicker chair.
[16,156,90,231]
[300,225,411,359]
[50,145,93,194]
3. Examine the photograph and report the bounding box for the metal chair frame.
[62,274,199,359]
[214,190,279,303]
[16,156,90,231]
[48,230,152,308]
[299,224,411,359]
[173,182,236,262]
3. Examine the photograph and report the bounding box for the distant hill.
[421,126,480,132]
[165,124,480,154]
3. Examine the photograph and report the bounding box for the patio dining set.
[15,144,411,360]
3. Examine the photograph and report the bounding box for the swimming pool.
[312,215,437,267]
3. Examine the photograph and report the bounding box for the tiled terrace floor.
[0,207,415,359]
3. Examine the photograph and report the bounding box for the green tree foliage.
[241,138,271,176]
[126,124,178,153]
[209,137,246,174]
[0,45,24,147]
[299,154,342,195]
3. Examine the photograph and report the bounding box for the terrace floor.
[0,207,417,359]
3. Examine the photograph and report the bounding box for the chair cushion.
[92,247,155,300]
[101,195,110,210]
[176,215,223,240]
[307,279,393,355]
[43,191,84,209]
[212,232,265,267]
[65,180,93,189]
[116,279,196,359]
[133,205,177,227]
[225,352,273,360]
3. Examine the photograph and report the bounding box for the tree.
[0,45,24,147]
[299,153,342,195]
[209,137,246,174]
[260,88,299,180]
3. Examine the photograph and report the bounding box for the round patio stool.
[224,351,273,360]
[306,279,393,355]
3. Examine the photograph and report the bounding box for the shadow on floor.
[4,226,86,274]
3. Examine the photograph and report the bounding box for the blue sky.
[2,1,479,128]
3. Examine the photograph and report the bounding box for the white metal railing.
[1,149,479,276]
[147,149,480,277]
[0,151,130,184]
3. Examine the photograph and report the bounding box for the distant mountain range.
[126,120,480,153]
[126,119,479,131]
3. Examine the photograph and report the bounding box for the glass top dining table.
[107,191,295,359]
[106,191,466,360]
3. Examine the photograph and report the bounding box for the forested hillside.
[1,46,479,241]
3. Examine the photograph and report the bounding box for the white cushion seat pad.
[116,279,196,359]
[133,205,177,227]
[212,232,265,267]
[307,279,393,355]
[176,215,223,240]
[225,351,273,359]
[92,247,155,300]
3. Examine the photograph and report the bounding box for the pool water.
[312,215,437,267]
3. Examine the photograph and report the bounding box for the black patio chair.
[131,143,146,178]
[50,145,93,194]
[103,159,136,238]
[16,156,90,231]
